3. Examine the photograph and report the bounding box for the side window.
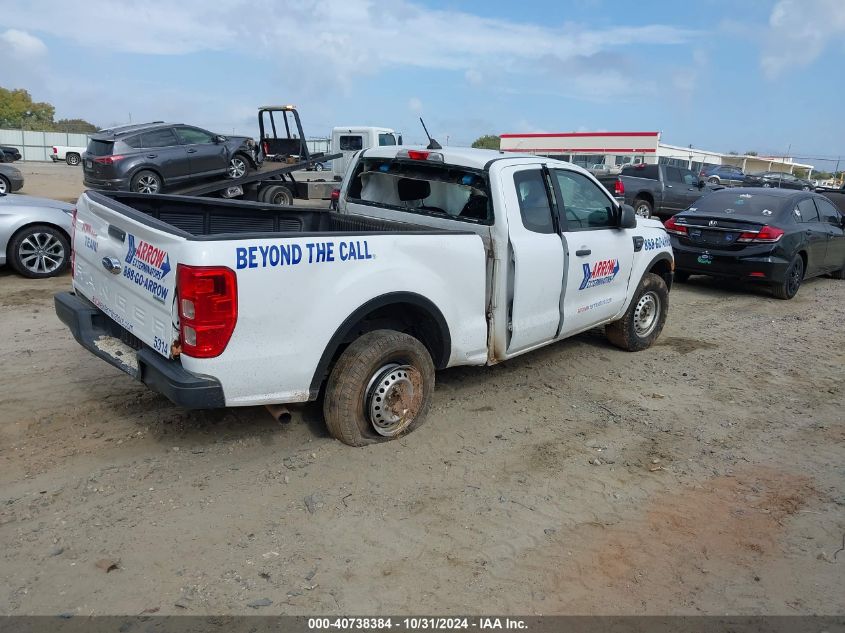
[665,167,684,183]
[175,126,215,144]
[553,169,616,231]
[796,198,819,222]
[815,198,841,224]
[340,135,363,151]
[378,133,396,146]
[123,135,143,149]
[513,170,554,234]
[679,169,697,185]
[140,128,178,148]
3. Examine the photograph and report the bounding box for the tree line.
[0,87,98,133]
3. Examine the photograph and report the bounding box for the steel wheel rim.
[272,190,291,205]
[228,158,246,178]
[18,232,65,274]
[635,203,650,218]
[787,259,803,295]
[136,175,159,194]
[633,291,660,337]
[365,363,423,437]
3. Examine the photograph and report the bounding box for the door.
[814,197,845,269]
[502,165,565,354]
[135,128,188,183]
[677,167,705,208]
[551,168,635,333]
[174,126,228,177]
[662,166,689,212]
[795,197,827,275]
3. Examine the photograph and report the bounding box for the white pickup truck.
[51,145,88,166]
[55,146,674,446]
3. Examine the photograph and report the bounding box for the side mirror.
[619,204,637,229]
[214,135,226,143]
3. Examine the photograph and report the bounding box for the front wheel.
[227,155,249,179]
[66,153,81,166]
[772,254,804,300]
[606,273,668,351]
[633,198,653,219]
[323,330,435,446]
[708,177,719,185]
[0,174,9,194]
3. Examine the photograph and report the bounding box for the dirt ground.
[1,254,844,616]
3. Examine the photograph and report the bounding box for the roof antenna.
[419,117,442,150]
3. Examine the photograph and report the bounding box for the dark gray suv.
[82,122,258,193]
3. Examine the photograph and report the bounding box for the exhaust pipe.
[265,404,292,424]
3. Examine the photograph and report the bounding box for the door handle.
[187,148,197,153]
[576,248,592,256]
[666,184,673,188]
[146,154,157,159]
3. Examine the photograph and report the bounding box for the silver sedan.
[0,193,74,278]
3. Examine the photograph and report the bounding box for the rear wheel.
[606,273,668,351]
[66,153,81,166]
[708,177,719,185]
[131,170,162,194]
[9,224,70,278]
[323,330,435,446]
[0,174,9,194]
[261,184,293,206]
[633,198,653,219]
[772,254,804,300]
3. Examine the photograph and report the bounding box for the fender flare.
[308,291,451,400]
[644,251,674,290]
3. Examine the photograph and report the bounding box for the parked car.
[310,161,330,171]
[0,145,22,163]
[665,188,845,299]
[699,165,748,187]
[815,183,845,213]
[82,122,258,194]
[0,163,25,195]
[51,145,88,166]
[598,163,721,219]
[0,192,73,278]
[56,146,674,446]
[744,171,815,191]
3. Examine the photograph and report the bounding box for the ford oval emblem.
[102,257,122,274]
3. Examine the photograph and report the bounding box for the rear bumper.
[54,291,225,409]
[83,174,130,190]
[672,243,791,283]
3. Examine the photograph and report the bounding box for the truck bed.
[90,191,458,239]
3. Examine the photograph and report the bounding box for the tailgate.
[72,193,184,358]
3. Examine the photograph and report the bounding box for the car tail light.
[737,225,784,243]
[70,207,77,276]
[92,155,125,165]
[614,178,624,196]
[664,216,687,235]
[749,272,766,278]
[176,264,238,358]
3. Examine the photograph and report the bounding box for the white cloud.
[1,29,47,59]
[761,0,845,78]
[408,97,423,113]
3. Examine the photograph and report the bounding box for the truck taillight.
[330,188,340,201]
[663,216,687,235]
[52,147,58,155]
[396,149,444,162]
[70,207,77,276]
[176,264,238,358]
[614,178,625,196]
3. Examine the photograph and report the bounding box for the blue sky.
[2,0,844,170]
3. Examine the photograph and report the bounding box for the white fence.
[0,128,91,162]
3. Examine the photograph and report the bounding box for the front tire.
[772,254,804,300]
[606,273,668,351]
[9,224,70,278]
[708,177,719,185]
[0,174,9,194]
[227,154,249,179]
[131,170,162,194]
[66,153,81,166]
[633,198,653,219]
[323,330,435,446]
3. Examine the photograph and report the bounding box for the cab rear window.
[347,158,492,224]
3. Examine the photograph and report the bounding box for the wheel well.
[797,250,807,274]
[634,192,654,206]
[309,294,451,400]
[66,152,80,157]
[647,255,674,290]
[131,167,164,185]
[233,151,256,168]
[7,222,71,260]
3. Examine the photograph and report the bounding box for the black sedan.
[0,145,22,163]
[744,171,814,191]
[665,188,845,299]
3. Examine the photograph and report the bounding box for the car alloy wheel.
[635,202,651,219]
[0,176,8,194]
[18,231,66,275]
[228,157,247,179]
[136,175,160,193]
